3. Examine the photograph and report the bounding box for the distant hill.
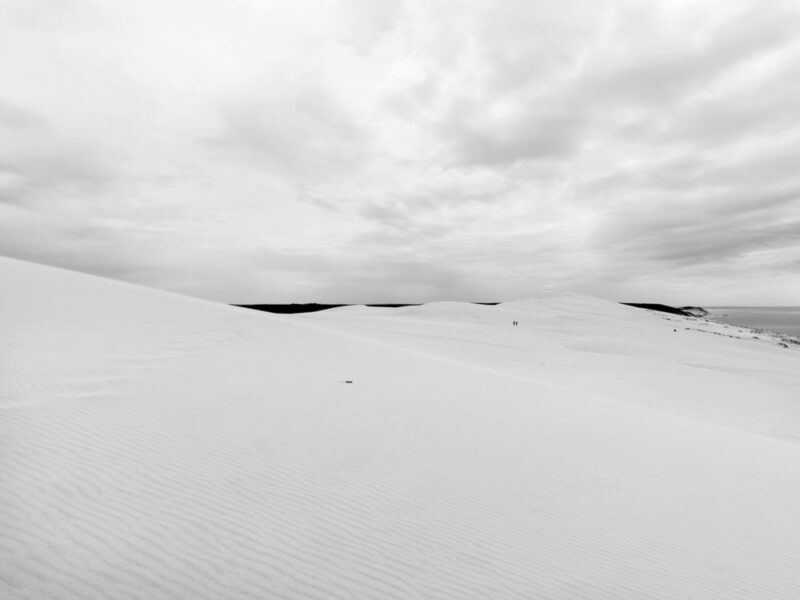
[621,303,695,316]
[243,302,703,317]
[234,303,498,314]
[234,303,350,314]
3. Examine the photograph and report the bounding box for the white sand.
[2,256,800,599]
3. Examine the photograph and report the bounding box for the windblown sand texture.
[2,256,800,599]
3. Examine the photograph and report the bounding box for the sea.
[705,307,800,338]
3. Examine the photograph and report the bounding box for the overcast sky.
[1,0,799,304]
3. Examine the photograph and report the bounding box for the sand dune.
[3,256,800,599]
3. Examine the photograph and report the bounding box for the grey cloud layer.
[1,0,799,303]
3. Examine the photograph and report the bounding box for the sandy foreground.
[2,256,800,599]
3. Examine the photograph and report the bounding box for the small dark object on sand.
[345,380,353,384]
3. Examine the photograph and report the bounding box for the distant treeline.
[234,303,500,314]
[621,303,707,317]
[237,302,703,317]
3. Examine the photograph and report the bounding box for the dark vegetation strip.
[234,303,500,314]
[621,303,695,316]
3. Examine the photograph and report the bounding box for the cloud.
[588,181,800,269]
[435,0,800,168]
[1,0,799,304]
[0,101,114,206]
[340,0,407,52]
[587,1,798,105]
[211,84,369,181]
[443,102,587,166]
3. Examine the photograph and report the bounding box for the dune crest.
[3,257,800,599]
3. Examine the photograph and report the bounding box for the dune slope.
[2,257,800,599]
